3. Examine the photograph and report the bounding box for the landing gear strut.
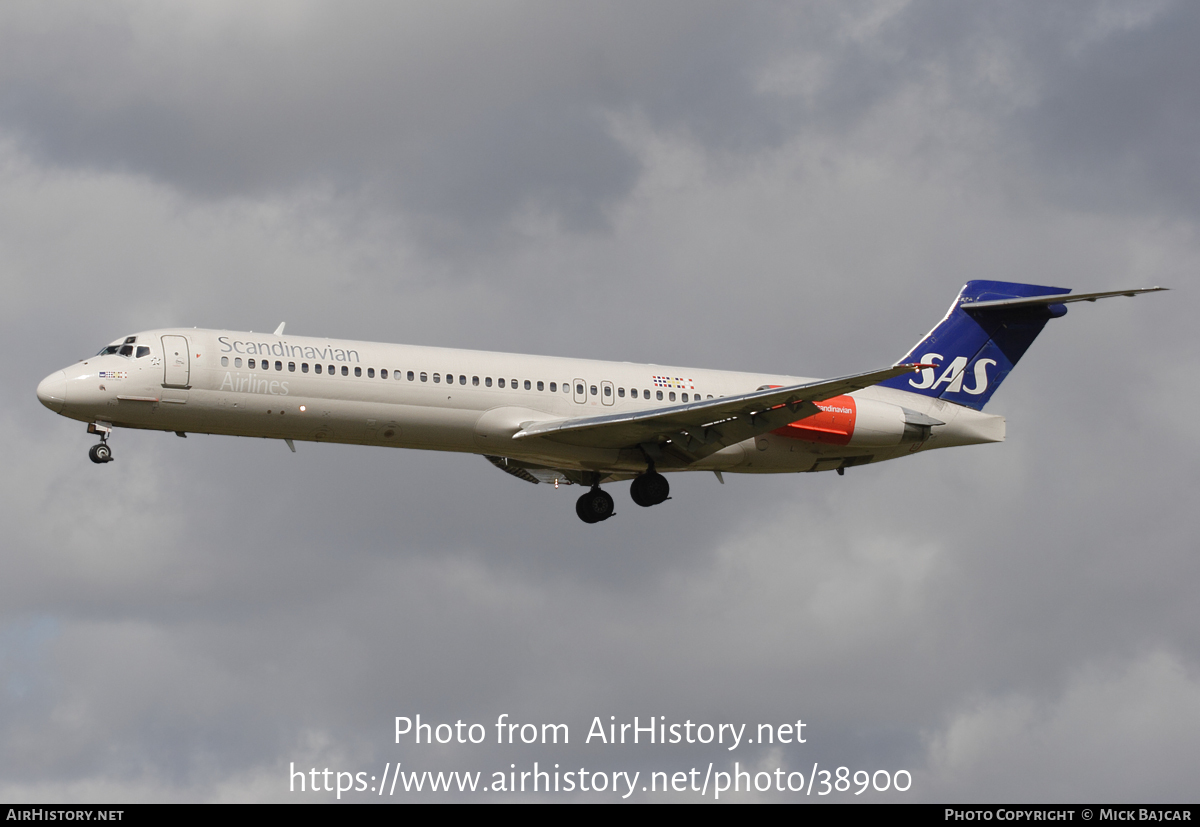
[575,486,615,524]
[630,468,670,507]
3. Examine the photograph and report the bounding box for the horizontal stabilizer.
[964,287,1166,312]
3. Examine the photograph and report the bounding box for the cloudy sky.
[3,0,1198,802]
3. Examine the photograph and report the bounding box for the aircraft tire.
[630,472,669,507]
[576,488,614,523]
[89,444,112,464]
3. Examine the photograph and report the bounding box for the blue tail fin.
[878,280,1071,410]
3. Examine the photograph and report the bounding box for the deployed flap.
[512,363,923,457]
[484,455,576,485]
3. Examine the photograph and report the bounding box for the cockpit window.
[136,346,150,358]
[124,336,137,344]
[98,345,121,355]
[119,345,134,357]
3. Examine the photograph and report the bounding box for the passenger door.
[161,335,191,388]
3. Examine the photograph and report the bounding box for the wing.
[512,363,924,464]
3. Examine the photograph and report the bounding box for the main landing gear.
[575,468,672,524]
[575,486,615,524]
[629,470,669,508]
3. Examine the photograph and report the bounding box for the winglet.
[274,322,286,336]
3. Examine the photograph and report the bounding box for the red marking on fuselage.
[772,395,857,446]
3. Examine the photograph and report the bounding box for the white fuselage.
[37,328,1005,479]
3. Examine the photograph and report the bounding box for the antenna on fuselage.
[274,322,286,336]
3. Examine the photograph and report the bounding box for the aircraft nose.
[37,370,67,413]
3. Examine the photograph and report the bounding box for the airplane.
[37,280,1163,523]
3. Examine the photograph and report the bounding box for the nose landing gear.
[575,486,615,524]
[87,421,114,464]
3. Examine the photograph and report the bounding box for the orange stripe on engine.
[771,395,856,446]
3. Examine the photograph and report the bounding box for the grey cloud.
[0,2,804,238]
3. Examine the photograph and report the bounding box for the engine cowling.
[771,396,932,448]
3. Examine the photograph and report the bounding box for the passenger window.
[564,383,570,393]
[137,346,150,358]
[576,384,584,395]
[234,358,243,368]
[289,362,296,372]
[221,357,229,367]
[604,386,611,397]
[459,375,466,385]
[537,381,544,391]
[669,392,676,401]
[472,376,479,386]
[409,371,415,381]
[524,380,531,390]
[315,364,322,374]
[381,369,387,379]
[485,377,492,387]
[433,373,440,383]
[341,366,348,376]
[681,393,688,402]
[302,363,309,374]
[248,358,256,369]
[657,390,663,400]
[511,379,517,389]
[498,378,505,388]
[618,387,624,397]
[329,365,335,375]
[367,368,375,378]
[420,372,427,382]
[590,385,597,396]
[549,382,556,392]
[276,361,283,371]
[354,367,362,377]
